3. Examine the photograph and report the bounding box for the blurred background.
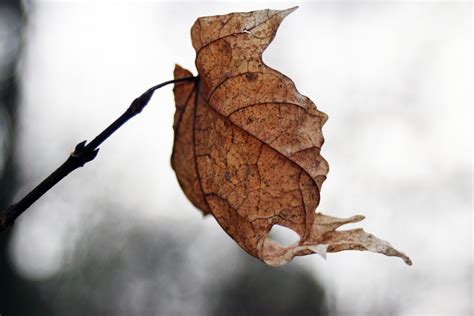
[0,1,471,315]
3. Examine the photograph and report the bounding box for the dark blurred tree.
[0,1,51,315]
[208,255,328,316]
[38,218,202,316]
[23,215,329,316]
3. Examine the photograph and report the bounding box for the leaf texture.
[172,7,411,266]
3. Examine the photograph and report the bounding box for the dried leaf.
[172,7,411,266]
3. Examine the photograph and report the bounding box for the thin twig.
[0,76,197,232]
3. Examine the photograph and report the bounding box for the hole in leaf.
[268,225,300,247]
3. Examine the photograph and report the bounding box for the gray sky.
[9,1,472,315]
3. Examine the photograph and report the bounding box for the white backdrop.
[10,1,472,315]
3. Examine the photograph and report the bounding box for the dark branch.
[0,76,197,232]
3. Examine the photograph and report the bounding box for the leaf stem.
[0,76,197,232]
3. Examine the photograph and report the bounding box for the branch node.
[72,140,87,157]
[130,89,154,115]
[69,140,99,167]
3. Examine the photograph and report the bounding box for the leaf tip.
[280,6,298,18]
[402,254,413,266]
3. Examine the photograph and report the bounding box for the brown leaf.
[172,7,411,266]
